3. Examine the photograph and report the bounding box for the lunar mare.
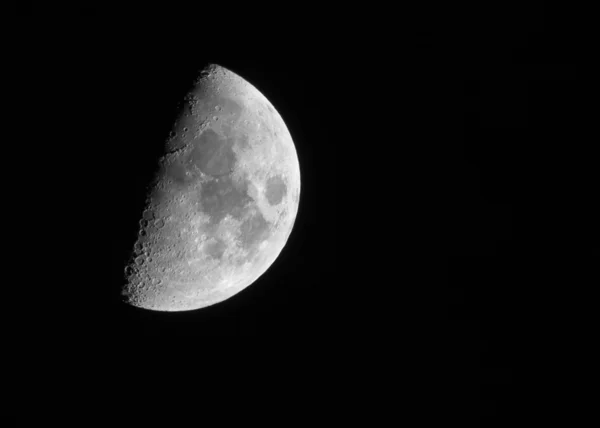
[122,65,300,311]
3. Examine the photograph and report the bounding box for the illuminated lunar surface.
[122,64,300,311]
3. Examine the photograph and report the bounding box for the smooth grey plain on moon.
[122,64,301,311]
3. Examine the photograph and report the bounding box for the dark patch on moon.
[264,175,287,206]
[162,126,249,193]
[205,238,227,260]
[187,129,237,177]
[162,95,247,190]
[192,95,244,129]
[142,209,155,221]
[164,158,192,188]
[236,131,250,150]
[238,209,271,252]
[218,96,244,127]
[199,175,253,225]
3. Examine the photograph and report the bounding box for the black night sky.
[9,6,593,424]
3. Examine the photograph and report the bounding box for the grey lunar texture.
[122,65,301,311]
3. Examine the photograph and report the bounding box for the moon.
[122,64,300,311]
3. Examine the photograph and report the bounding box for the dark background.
[8,5,594,425]
[33,25,340,340]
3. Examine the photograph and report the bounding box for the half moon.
[122,64,301,311]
